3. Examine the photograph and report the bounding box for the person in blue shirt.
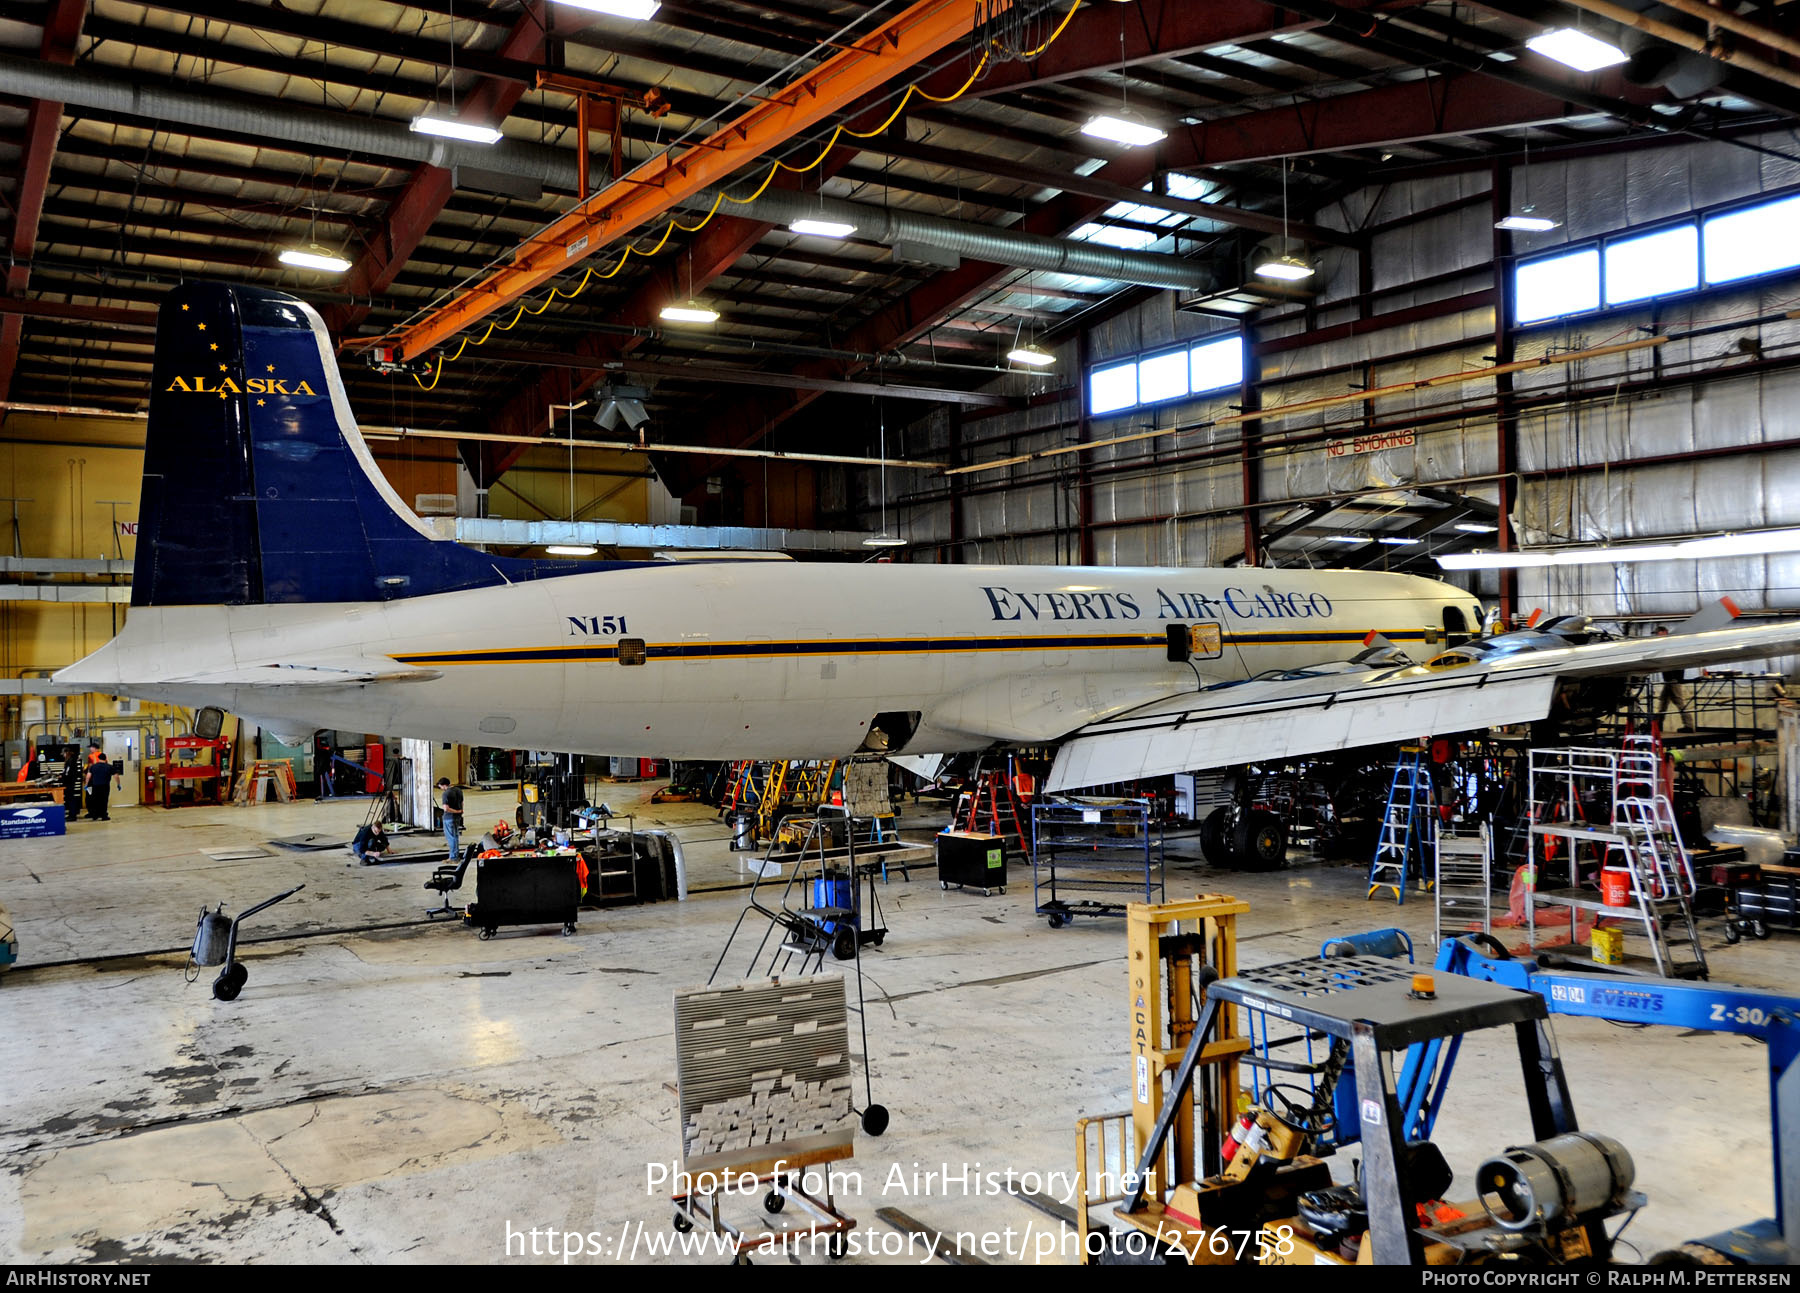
[352,820,389,865]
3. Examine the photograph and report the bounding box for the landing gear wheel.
[861,1104,890,1136]
[1754,920,1770,940]
[1047,913,1065,929]
[1233,811,1287,872]
[211,963,248,1001]
[763,1190,784,1215]
[832,927,856,961]
[1725,922,1743,945]
[1200,807,1237,868]
[672,1212,693,1234]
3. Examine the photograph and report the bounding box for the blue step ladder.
[1367,747,1434,904]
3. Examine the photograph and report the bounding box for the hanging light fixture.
[554,0,660,16]
[409,0,501,145]
[281,61,352,273]
[659,301,719,324]
[1080,112,1167,147]
[410,116,502,144]
[1253,158,1315,281]
[661,248,719,324]
[1007,343,1056,367]
[1495,131,1562,232]
[1526,27,1628,72]
[863,395,907,549]
[790,218,857,239]
[1079,7,1165,147]
[279,246,351,272]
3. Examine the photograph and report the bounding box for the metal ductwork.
[3,53,1223,293]
[0,54,586,193]
[702,187,1221,291]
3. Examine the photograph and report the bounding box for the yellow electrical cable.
[413,2,1079,389]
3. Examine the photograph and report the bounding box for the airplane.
[55,283,1800,820]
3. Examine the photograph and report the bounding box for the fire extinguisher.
[1221,1111,1256,1162]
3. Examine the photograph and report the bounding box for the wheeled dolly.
[670,1165,855,1264]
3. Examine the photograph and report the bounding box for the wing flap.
[1048,674,1557,791]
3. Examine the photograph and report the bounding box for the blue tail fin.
[135,283,626,607]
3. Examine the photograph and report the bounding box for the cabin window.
[617,638,647,666]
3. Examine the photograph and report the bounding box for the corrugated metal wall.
[876,128,1800,626]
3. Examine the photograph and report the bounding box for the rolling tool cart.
[935,830,1007,895]
[1032,799,1163,928]
[464,850,582,938]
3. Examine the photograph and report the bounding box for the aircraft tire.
[1234,811,1287,872]
[1200,808,1237,868]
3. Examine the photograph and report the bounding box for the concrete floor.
[0,784,1785,1265]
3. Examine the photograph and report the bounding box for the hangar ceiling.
[2,0,1797,497]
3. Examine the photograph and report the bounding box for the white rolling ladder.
[1434,824,1492,944]
[1525,743,1707,979]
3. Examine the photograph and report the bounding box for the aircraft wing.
[1046,617,1800,792]
[156,658,442,687]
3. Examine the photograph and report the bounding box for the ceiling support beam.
[388,0,1024,361]
[0,0,87,407]
[864,134,1360,247]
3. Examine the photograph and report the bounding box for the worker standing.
[437,777,464,860]
[84,752,117,822]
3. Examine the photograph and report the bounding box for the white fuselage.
[59,562,1482,760]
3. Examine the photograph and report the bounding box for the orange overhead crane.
[387,0,1016,363]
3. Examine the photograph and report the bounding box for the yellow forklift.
[1079,897,1642,1266]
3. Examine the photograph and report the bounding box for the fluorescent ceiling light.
[1495,213,1560,232]
[659,301,719,324]
[1455,522,1499,533]
[1437,527,1800,570]
[1326,535,1365,543]
[279,246,351,272]
[1253,256,1315,282]
[1526,28,1629,72]
[1006,344,1056,368]
[789,218,857,239]
[409,115,503,145]
[1378,536,1423,546]
[1080,113,1167,147]
[553,0,659,16]
[545,545,599,556]
[862,534,908,548]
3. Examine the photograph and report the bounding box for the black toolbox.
[466,852,582,937]
[936,831,1008,895]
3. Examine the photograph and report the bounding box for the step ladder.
[952,758,1031,861]
[1434,825,1492,944]
[232,759,296,804]
[1368,747,1434,903]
